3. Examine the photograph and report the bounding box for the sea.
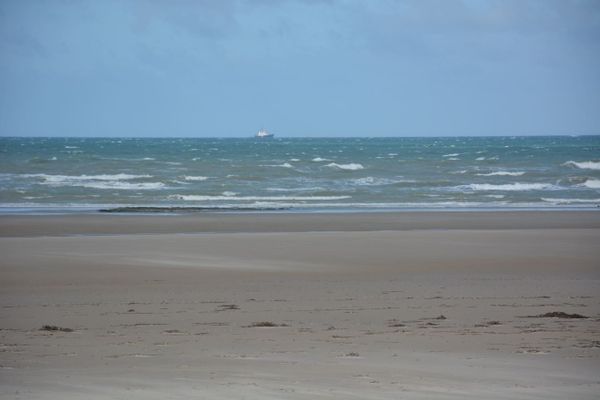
[1,136,599,213]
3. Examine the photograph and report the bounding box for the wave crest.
[326,163,364,171]
[169,195,351,201]
[580,179,600,189]
[456,183,556,191]
[476,171,525,176]
[563,161,600,170]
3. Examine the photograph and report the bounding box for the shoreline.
[2,210,600,237]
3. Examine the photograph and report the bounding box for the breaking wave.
[23,173,163,190]
[183,176,209,181]
[476,171,525,176]
[169,195,351,201]
[24,173,152,182]
[542,197,600,204]
[455,183,557,191]
[563,161,600,170]
[326,163,364,171]
[351,177,414,186]
[262,163,294,168]
[580,179,600,189]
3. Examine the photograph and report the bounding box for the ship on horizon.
[255,128,274,138]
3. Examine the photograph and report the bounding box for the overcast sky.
[1,0,599,137]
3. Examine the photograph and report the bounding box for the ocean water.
[1,136,599,213]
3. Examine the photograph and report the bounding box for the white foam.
[290,158,300,162]
[183,176,209,181]
[446,157,460,161]
[64,146,78,149]
[169,195,351,201]
[262,163,294,168]
[25,173,152,182]
[443,153,459,157]
[351,177,415,186]
[312,157,331,162]
[326,163,364,171]
[476,171,525,176]
[266,187,324,192]
[563,160,600,170]
[233,201,507,209]
[23,173,162,190]
[542,197,600,204]
[79,182,165,190]
[476,157,486,161]
[221,191,238,196]
[456,183,556,191]
[580,179,600,189]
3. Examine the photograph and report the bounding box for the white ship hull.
[255,129,274,138]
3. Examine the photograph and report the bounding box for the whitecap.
[79,182,165,190]
[476,157,486,161]
[222,191,238,196]
[262,163,294,168]
[580,179,600,189]
[266,187,324,192]
[312,157,331,162]
[24,173,152,182]
[476,171,525,177]
[563,161,600,170]
[169,195,351,201]
[22,173,162,190]
[184,176,209,181]
[442,153,459,157]
[351,177,414,186]
[542,197,600,204]
[455,183,557,191]
[326,162,364,171]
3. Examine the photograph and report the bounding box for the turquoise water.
[1,136,599,212]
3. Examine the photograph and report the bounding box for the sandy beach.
[1,211,599,399]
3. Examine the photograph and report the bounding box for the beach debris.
[387,319,405,327]
[526,312,588,319]
[345,352,360,357]
[245,321,288,328]
[40,325,73,333]
[475,320,501,327]
[435,315,447,320]
[163,329,183,334]
[216,304,240,311]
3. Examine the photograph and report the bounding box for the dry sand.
[1,212,599,399]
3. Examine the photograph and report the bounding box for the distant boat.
[255,128,274,138]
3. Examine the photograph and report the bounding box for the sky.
[0,0,599,137]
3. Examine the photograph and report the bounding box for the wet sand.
[1,212,599,399]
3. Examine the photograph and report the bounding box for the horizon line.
[1,133,599,139]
